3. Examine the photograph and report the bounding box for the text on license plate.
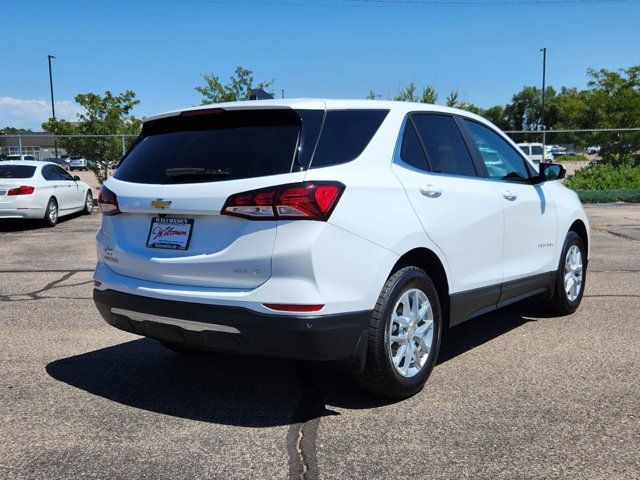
[146,217,194,250]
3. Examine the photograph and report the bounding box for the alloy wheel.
[564,245,583,302]
[387,288,434,378]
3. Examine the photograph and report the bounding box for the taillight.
[98,186,121,216]
[222,182,344,221]
[7,185,34,196]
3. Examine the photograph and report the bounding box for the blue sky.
[2,0,639,129]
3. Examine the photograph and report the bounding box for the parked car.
[587,146,601,155]
[93,99,589,399]
[41,157,70,170]
[68,156,89,171]
[550,145,567,157]
[517,142,553,164]
[0,160,93,226]
[4,154,38,161]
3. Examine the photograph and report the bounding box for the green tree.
[446,90,460,108]
[579,66,640,164]
[393,82,438,104]
[42,90,141,183]
[195,66,274,104]
[420,85,438,104]
[1,127,34,134]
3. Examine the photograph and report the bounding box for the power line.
[168,0,639,6]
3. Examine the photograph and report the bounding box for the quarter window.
[400,120,429,171]
[465,120,531,182]
[411,114,476,177]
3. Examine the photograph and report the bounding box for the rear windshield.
[531,146,543,155]
[115,108,389,184]
[0,165,36,179]
[115,109,303,184]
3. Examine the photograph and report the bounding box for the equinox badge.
[151,199,172,209]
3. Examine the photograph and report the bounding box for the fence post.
[18,134,22,156]
[121,135,126,157]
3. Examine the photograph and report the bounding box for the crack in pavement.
[0,270,93,302]
[287,363,335,480]
[591,226,640,242]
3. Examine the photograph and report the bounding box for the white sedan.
[0,160,93,226]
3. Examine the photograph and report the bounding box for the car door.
[42,164,73,211]
[461,119,558,297]
[54,165,84,208]
[392,113,504,323]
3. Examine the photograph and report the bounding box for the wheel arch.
[569,219,589,257]
[391,247,451,332]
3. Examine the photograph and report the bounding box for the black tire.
[41,198,58,227]
[545,231,587,315]
[82,190,93,215]
[354,266,442,399]
[158,340,203,354]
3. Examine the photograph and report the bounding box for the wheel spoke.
[418,302,431,320]
[394,344,407,367]
[410,291,419,321]
[393,315,410,327]
[416,336,430,355]
[402,345,413,374]
[415,319,433,335]
[390,334,407,344]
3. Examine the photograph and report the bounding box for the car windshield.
[0,165,37,178]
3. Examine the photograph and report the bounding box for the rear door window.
[115,109,303,184]
[411,114,477,177]
[0,165,36,178]
[309,110,389,169]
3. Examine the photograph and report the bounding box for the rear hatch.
[100,105,325,289]
[0,164,37,205]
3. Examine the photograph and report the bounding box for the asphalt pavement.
[1,205,639,479]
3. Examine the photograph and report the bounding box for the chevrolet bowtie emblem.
[151,199,172,209]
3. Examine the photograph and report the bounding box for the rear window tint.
[411,114,477,177]
[310,110,389,169]
[115,109,303,184]
[0,165,36,178]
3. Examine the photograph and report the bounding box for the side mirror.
[538,162,565,182]
[73,175,81,181]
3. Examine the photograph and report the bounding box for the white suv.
[93,99,589,398]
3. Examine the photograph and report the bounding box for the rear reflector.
[263,304,324,312]
[7,185,34,196]
[222,181,344,221]
[98,186,121,216]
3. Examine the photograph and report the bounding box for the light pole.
[48,54,58,158]
[540,47,547,159]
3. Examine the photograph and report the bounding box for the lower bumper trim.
[110,308,241,334]
[94,288,371,364]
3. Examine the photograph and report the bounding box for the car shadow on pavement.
[0,211,84,232]
[46,302,550,426]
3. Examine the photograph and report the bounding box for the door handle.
[419,185,442,198]
[502,190,518,201]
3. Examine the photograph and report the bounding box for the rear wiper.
[165,167,230,179]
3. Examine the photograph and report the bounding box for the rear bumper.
[0,207,43,219]
[94,288,370,366]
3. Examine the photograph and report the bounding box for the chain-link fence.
[1,128,638,179]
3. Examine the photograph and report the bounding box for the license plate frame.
[146,217,194,251]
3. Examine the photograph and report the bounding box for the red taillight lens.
[98,186,121,216]
[7,185,34,195]
[222,182,344,221]
[263,303,324,312]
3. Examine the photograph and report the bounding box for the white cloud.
[0,97,84,130]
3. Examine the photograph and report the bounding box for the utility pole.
[281,89,285,99]
[540,47,547,160]
[48,54,58,158]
